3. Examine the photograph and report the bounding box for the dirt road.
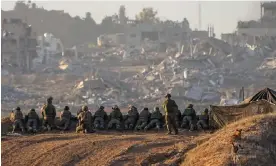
[1,131,208,166]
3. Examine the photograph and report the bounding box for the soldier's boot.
[33,129,37,133]
[129,124,134,130]
[28,127,33,132]
[174,129,179,135]
[166,131,172,135]
[124,124,128,130]
[116,124,121,130]
[47,125,51,131]
[20,126,26,133]
[197,124,203,131]
[95,124,100,129]
[156,125,161,132]
[189,124,195,132]
[144,126,149,131]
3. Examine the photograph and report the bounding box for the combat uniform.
[108,106,123,130]
[175,109,182,128]
[42,97,56,131]
[181,105,196,131]
[10,107,25,133]
[57,106,72,131]
[124,106,139,130]
[197,109,209,130]
[144,107,163,131]
[135,108,150,130]
[163,94,178,135]
[27,109,39,132]
[94,106,107,129]
[76,106,93,133]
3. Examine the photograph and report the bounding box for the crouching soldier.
[10,107,25,133]
[108,105,123,130]
[135,107,150,131]
[26,108,39,133]
[124,105,139,130]
[76,106,94,133]
[197,108,209,130]
[144,107,163,131]
[41,97,56,131]
[57,106,72,131]
[94,106,107,130]
[181,104,196,131]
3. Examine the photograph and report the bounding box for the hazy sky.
[1,1,261,37]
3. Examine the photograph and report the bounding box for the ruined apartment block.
[1,18,37,72]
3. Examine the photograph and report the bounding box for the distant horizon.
[1,1,261,37]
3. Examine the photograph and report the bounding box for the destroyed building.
[1,18,37,72]
[124,20,192,54]
[222,2,276,47]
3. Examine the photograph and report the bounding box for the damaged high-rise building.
[1,18,37,72]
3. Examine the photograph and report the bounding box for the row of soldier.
[9,94,209,135]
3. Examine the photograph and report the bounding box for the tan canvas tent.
[210,88,276,128]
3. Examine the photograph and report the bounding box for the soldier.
[107,105,123,130]
[41,96,56,131]
[124,105,139,130]
[10,107,25,133]
[26,108,39,133]
[57,106,72,131]
[94,106,107,130]
[162,94,178,135]
[175,109,182,128]
[135,107,150,131]
[144,107,163,131]
[181,104,197,131]
[197,108,209,130]
[76,105,93,133]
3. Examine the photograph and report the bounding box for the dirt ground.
[1,130,209,166]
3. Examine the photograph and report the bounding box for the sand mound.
[182,113,276,166]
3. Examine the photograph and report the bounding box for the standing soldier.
[124,105,139,130]
[94,106,107,130]
[41,96,56,131]
[76,105,93,133]
[10,107,25,133]
[144,107,163,131]
[57,106,72,131]
[107,105,123,130]
[162,94,178,135]
[26,108,39,133]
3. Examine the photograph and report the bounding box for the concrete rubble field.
[2,2,276,165]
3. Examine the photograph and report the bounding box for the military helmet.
[154,107,159,111]
[47,96,53,103]
[64,106,70,110]
[144,107,149,111]
[14,107,20,111]
[30,108,35,112]
[113,105,118,109]
[165,93,171,98]
[82,105,88,111]
[100,106,104,110]
[188,104,193,108]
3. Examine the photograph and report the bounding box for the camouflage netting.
[209,100,276,128]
